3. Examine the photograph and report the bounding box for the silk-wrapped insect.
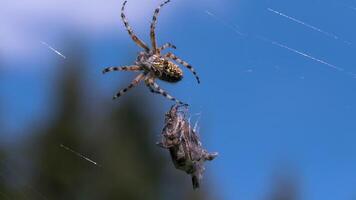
[157,104,218,189]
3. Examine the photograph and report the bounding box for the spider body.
[103,0,200,104]
[137,53,183,83]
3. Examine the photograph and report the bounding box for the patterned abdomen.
[153,59,183,83]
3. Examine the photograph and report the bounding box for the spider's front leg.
[150,0,171,54]
[158,43,177,52]
[102,65,142,74]
[164,52,201,84]
[145,77,187,105]
[121,1,150,52]
[112,73,145,100]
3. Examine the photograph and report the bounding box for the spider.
[102,0,200,105]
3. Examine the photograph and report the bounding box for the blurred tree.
[0,59,7,198]
[0,60,4,137]
[0,60,9,199]
[0,150,9,200]
[23,53,92,200]
[265,170,299,200]
[4,43,212,200]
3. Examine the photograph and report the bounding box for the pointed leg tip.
[180,102,189,106]
[102,68,110,74]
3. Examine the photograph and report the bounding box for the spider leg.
[112,73,145,100]
[102,65,142,74]
[165,52,201,84]
[145,77,187,105]
[146,84,160,94]
[121,1,150,52]
[150,0,171,54]
[158,42,177,52]
[144,76,162,94]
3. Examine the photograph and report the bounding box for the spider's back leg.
[113,73,145,99]
[165,52,201,84]
[102,65,142,74]
[146,77,187,105]
[121,1,150,52]
[150,0,171,54]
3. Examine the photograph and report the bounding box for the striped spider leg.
[165,52,201,84]
[145,75,186,105]
[150,0,171,54]
[112,73,146,100]
[121,1,150,52]
[102,65,142,74]
[158,42,177,52]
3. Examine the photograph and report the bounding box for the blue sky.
[1,0,356,199]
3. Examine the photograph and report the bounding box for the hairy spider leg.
[165,52,201,84]
[150,0,171,54]
[144,76,162,95]
[146,84,161,94]
[145,77,186,105]
[121,1,150,52]
[113,73,145,99]
[158,42,176,52]
[102,65,142,74]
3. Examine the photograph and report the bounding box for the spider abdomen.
[160,65,183,82]
[153,58,183,83]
